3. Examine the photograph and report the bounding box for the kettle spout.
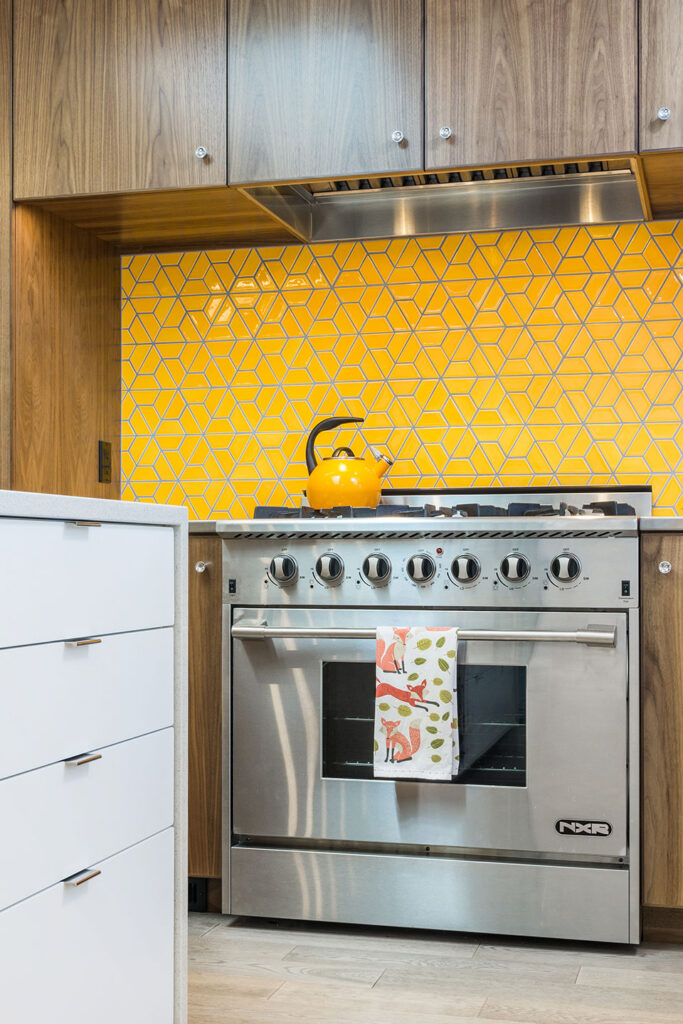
[366,447,394,479]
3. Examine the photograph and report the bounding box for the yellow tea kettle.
[305,416,393,510]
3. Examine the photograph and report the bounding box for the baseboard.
[642,906,683,943]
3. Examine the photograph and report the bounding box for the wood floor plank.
[202,916,478,955]
[376,959,580,990]
[474,940,683,974]
[283,941,478,969]
[577,963,683,994]
[268,978,487,1017]
[189,912,224,937]
[480,979,683,1024]
[190,956,383,988]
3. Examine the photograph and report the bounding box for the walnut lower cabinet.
[0,492,188,1023]
[641,531,683,940]
[188,535,223,891]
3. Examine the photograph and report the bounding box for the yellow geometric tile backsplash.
[122,221,683,519]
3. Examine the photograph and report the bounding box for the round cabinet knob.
[439,126,453,139]
[451,555,480,583]
[195,145,208,159]
[194,560,212,574]
[362,554,392,586]
[391,130,404,144]
[407,554,436,584]
[269,555,298,585]
[657,106,672,121]
[500,554,530,582]
[550,554,581,583]
[315,553,344,584]
[659,560,673,575]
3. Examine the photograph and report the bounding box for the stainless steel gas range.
[197,486,650,944]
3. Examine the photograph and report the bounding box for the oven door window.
[322,662,526,786]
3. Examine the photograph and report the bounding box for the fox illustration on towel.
[375,626,411,673]
[373,625,459,781]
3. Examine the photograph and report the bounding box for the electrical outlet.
[98,440,112,483]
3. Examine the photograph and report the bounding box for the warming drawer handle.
[63,868,102,888]
[231,624,617,647]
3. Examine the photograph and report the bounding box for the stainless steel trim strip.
[231,624,616,646]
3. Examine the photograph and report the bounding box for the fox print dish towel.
[373,626,459,781]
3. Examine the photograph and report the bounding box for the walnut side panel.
[426,0,637,170]
[12,206,120,498]
[641,533,683,908]
[0,0,10,488]
[640,0,683,152]
[189,536,223,879]
[229,0,423,184]
[641,151,683,220]
[14,0,226,198]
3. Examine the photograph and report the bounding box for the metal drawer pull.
[64,753,103,767]
[65,637,103,648]
[232,624,616,647]
[64,869,102,887]
[68,521,102,527]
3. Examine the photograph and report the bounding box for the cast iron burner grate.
[253,499,636,519]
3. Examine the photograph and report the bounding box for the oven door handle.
[231,624,616,646]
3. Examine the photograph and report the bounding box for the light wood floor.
[189,913,683,1024]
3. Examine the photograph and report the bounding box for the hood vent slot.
[241,159,644,243]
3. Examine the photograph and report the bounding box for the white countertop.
[0,489,187,526]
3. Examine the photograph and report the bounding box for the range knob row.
[270,552,581,586]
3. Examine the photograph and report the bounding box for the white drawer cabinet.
[0,829,175,1024]
[0,728,174,911]
[0,493,187,1023]
[0,518,174,648]
[0,627,174,780]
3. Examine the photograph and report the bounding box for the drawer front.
[0,518,174,649]
[0,627,174,780]
[0,729,174,911]
[0,829,174,1024]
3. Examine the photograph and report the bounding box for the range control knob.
[315,553,344,583]
[500,554,530,582]
[362,554,391,586]
[407,554,436,584]
[550,554,581,582]
[269,555,298,585]
[451,555,481,583]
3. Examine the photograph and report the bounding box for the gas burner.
[253,497,638,520]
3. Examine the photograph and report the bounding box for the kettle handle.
[305,416,364,473]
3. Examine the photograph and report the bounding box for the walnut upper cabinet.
[13,0,226,199]
[640,0,683,152]
[228,0,423,185]
[425,0,637,171]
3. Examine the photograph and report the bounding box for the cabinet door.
[14,0,226,198]
[426,0,637,170]
[641,533,683,908]
[188,535,223,879]
[640,0,683,151]
[228,0,423,184]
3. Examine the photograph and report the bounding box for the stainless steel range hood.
[240,162,645,243]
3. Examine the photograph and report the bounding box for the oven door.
[231,607,629,859]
